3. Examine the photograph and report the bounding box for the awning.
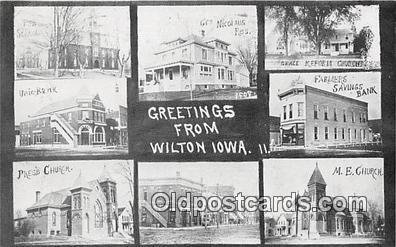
[281,125,296,131]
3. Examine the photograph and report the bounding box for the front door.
[81,129,90,145]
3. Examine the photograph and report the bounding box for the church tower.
[307,162,327,235]
[98,165,118,235]
[70,171,92,236]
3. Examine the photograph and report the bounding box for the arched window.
[52,212,56,226]
[94,127,104,143]
[94,200,103,228]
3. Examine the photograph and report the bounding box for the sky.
[264,158,384,217]
[269,72,381,120]
[139,162,259,196]
[138,6,257,78]
[265,5,381,61]
[14,78,127,124]
[13,160,134,217]
[14,161,258,218]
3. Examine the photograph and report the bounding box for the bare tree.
[120,161,134,223]
[367,199,383,232]
[52,7,85,77]
[236,44,257,87]
[117,50,131,78]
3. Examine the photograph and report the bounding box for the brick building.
[19,92,108,147]
[24,166,119,237]
[139,172,204,228]
[278,79,371,147]
[139,172,248,228]
[266,164,373,238]
[48,32,120,71]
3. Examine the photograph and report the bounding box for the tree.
[119,161,134,229]
[296,6,360,55]
[367,199,383,234]
[117,50,131,78]
[52,7,84,77]
[236,44,257,87]
[266,6,298,56]
[105,118,119,146]
[353,26,374,60]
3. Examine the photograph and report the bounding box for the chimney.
[35,191,41,203]
[201,30,205,37]
[176,171,180,178]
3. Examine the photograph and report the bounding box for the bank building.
[18,88,128,148]
[277,78,372,147]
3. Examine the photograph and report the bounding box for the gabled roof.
[30,96,79,117]
[27,188,71,211]
[308,163,327,186]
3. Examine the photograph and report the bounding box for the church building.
[25,166,119,237]
[293,164,372,237]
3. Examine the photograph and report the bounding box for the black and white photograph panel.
[15,6,131,79]
[15,79,128,158]
[14,6,130,159]
[138,6,258,101]
[264,5,380,70]
[263,158,385,245]
[138,162,260,244]
[269,72,381,157]
[13,160,135,245]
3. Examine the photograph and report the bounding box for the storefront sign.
[131,100,267,161]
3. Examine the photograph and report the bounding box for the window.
[359,113,362,123]
[283,106,287,120]
[144,191,148,201]
[182,48,187,58]
[33,131,42,144]
[363,129,366,140]
[333,108,337,121]
[343,109,346,122]
[53,128,60,143]
[348,128,351,140]
[297,102,304,117]
[82,111,89,120]
[342,128,345,139]
[324,106,328,120]
[169,69,173,80]
[289,104,293,119]
[94,127,104,143]
[324,127,329,140]
[354,129,357,139]
[52,212,56,226]
[201,48,208,60]
[228,56,232,65]
[217,68,225,80]
[334,127,338,140]
[94,200,103,228]
[352,111,355,123]
[314,105,318,119]
[314,127,318,140]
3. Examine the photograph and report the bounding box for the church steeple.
[308,162,326,186]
